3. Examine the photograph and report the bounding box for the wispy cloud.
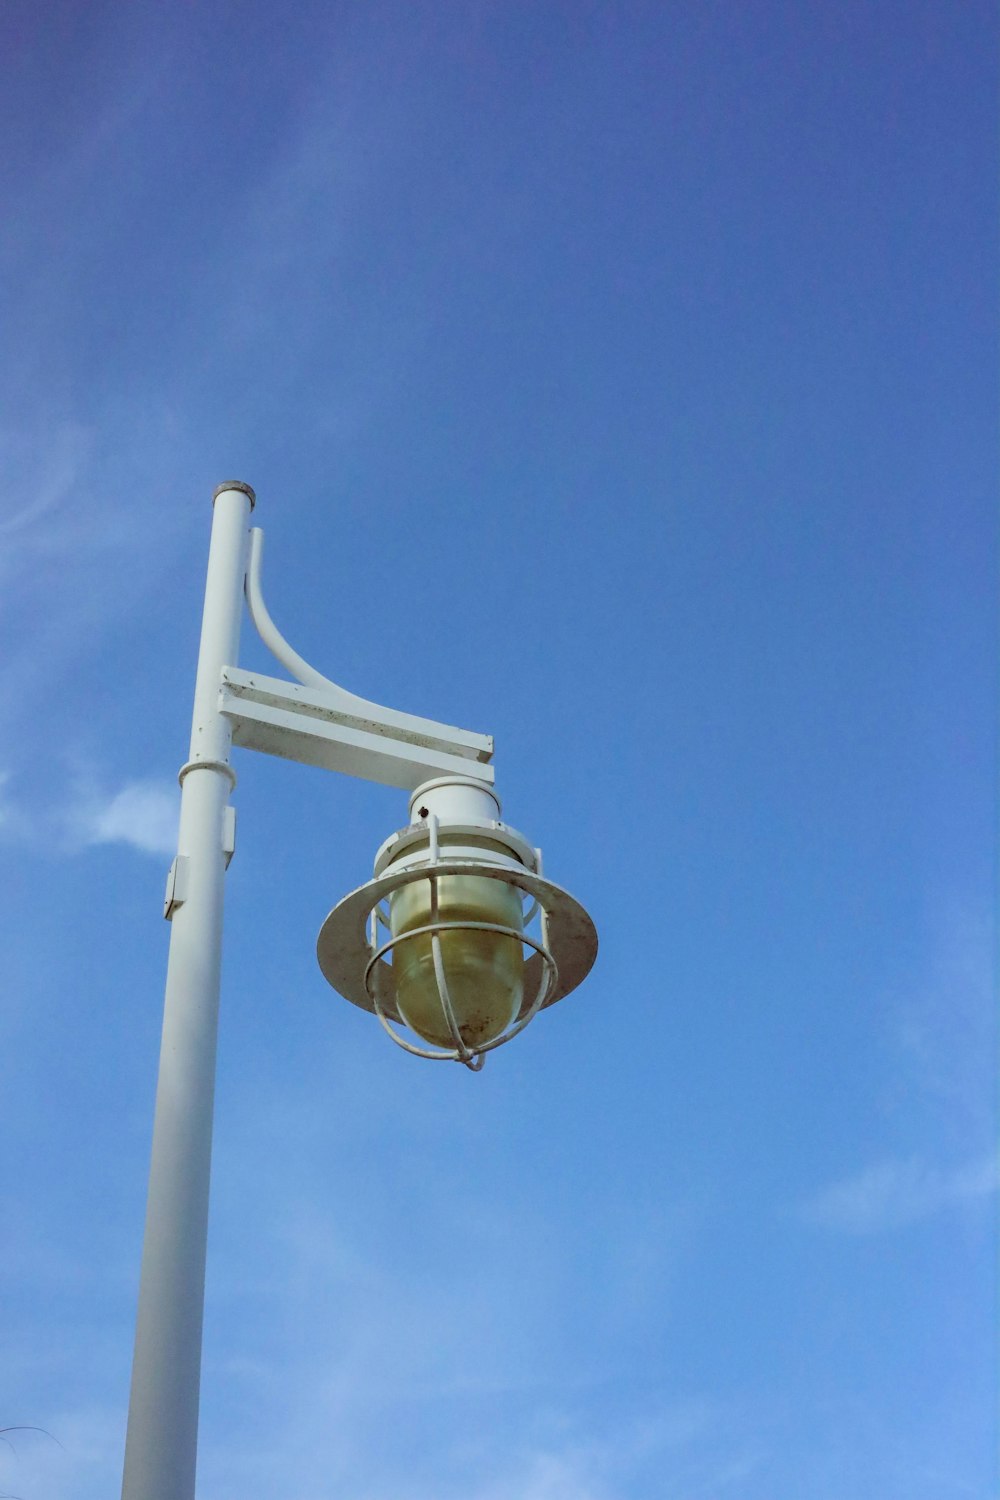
[458,1447,609,1500]
[802,906,999,1239]
[0,422,92,545]
[0,770,20,831]
[0,769,177,858]
[0,407,193,760]
[893,904,996,1143]
[195,1393,754,1500]
[68,777,177,858]
[799,1152,999,1235]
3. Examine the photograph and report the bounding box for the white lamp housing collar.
[373,775,538,881]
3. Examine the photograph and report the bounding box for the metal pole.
[121,482,255,1500]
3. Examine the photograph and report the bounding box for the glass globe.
[389,865,523,1050]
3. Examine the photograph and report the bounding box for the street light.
[120,483,598,1500]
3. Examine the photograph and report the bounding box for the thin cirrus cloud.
[0,769,176,857]
[70,777,178,858]
[0,769,20,830]
[450,1450,609,1500]
[799,1152,999,1235]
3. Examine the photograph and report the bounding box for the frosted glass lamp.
[390,861,524,1049]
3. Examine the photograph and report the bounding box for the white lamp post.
[120,483,597,1500]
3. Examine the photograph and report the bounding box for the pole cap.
[212,480,256,509]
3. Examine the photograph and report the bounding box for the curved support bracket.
[233,528,495,790]
[247,527,395,715]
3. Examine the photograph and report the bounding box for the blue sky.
[1,3,996,1497]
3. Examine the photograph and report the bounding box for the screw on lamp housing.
[316,776,598,1070]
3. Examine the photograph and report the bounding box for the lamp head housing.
[316,777,598,1069]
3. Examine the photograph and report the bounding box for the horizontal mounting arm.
[220,667,495,791]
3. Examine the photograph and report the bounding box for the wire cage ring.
[364,917,559,1067]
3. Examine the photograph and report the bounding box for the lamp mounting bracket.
[223,527,495,791]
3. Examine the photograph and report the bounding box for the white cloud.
[0,421,91,545]
[0,768,34,842]
[460,1448,609,1500]
[0,770,16,828]
[893,904,995,1142]
[800,1152,999,1235]
[71,778,178,858]
[801,906,999,1239]
[0,769,178,857]
[0,408,192,756]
